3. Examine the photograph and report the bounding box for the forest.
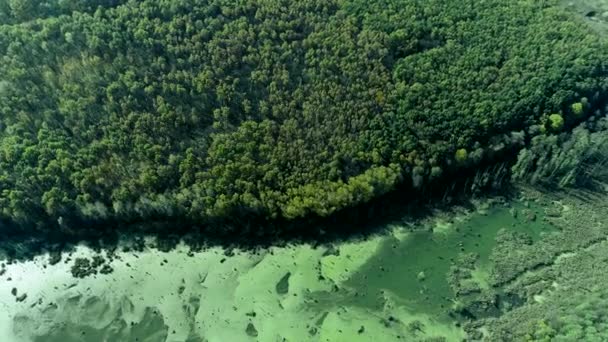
[0,0,607,235]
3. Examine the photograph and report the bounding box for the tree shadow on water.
[0,163,519,263]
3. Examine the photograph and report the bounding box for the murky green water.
[0,197,558,341]
[309,200,554,323]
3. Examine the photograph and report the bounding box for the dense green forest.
[0,0,607,233]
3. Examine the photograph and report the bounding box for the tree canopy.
[0,0,606,233]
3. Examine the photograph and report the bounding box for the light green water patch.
[0,197,556,342]
[308,199,555,324]
[0,239,385,342]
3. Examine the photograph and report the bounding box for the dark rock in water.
[245,311,257,317]
[16,293,27,302]
[245,323,258,337]
[0,269,5,276]
[358,326,365,334]
[276,272,291,295]
[11,287,17,296]
[308,327,318,336]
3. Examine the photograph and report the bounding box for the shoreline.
[0,186,557,341]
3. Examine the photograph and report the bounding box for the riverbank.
[0,187,564,341]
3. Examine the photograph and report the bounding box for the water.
[0,196,557,341]
[309,200,554,323]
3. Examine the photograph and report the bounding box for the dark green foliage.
[99,264,113,274]
[526,288,608,341]
[70,255,110,277]
[91,255,105,268]
[485,234,608,341]
[0,0,606,233]
[0,0,127,24]
[70,257,96,278]
[513,118,608,188]
[48,251,62,265]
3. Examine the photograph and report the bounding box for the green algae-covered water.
[310,200,554,323]
[0,196,557,342]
